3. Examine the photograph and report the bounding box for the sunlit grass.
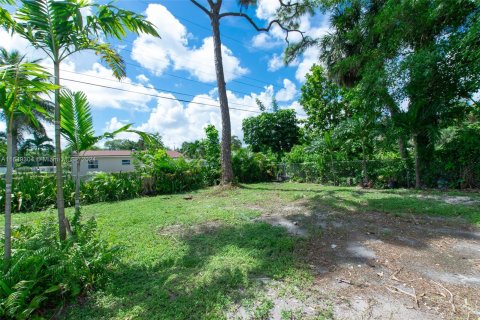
[1,183,478,319]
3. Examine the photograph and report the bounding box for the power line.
[119,42,273,91]
[55,68,263,111]
[61,77,263,114]
[60,77,308,117]
[123,60,255,97]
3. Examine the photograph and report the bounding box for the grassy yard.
[3,183,480,319]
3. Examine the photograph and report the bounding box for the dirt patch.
[158,220,223,237]
[246,200,480,319]
[258,215,309,237]
[414,194,479,205]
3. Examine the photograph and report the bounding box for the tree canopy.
[243,109,300,155]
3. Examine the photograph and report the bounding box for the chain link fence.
[277,160,411,188]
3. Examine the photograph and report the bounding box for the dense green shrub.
[281,145,409,187]
[242,109,300,155]
[435,123,480,188]
[135,149,212,193]
[0,217,117,319]
[81,172,142,203]
[232,149,277,183]
[0,172,141,213]
[0,173,75,213]
[281,145,324,183]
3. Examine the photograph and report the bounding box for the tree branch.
[470,97,479,109]
[219,12,305,45]
[190,0,211,17]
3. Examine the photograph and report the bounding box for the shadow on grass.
[64,184,480,319]
[240,183,480,225]
[66,222,303,319]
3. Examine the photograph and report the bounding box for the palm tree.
[60,89,154,218]
[0,49,55,161]
[0,53,56,265]
[10,0,159,240]
[0,0,14,29]
[19,131,54,168]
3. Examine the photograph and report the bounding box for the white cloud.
[256,0,281,20]
[267,53,284,71]
[131,4,248,83]
[294,47,319,82]
[0,29,46,61]
[104,77,304,148]
[55,62,158,112]
[136,74,150,83]
[275,79,297,102]
[252,33,283,49]
[287,101,307,120]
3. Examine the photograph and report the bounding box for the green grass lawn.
[3,183,480,319]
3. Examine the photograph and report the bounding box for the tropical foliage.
[0,50,56,264]
[0,217,117,319]
[8,0,160,240]
[281,0,480,188]
[242,109,300,157]
[232,149,277,183]
[60,89,138,215]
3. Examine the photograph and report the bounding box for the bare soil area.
[251,199,480,319]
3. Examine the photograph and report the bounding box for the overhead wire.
[61,77,264,114]
[53,67,264,111]
[60,77,308,117]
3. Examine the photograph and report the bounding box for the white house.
[72,150,183,177]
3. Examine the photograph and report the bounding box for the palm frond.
[60,89,95,152]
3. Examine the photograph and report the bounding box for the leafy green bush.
[0,172,141,213]
[135,149,212,193]
[435,123,480,188]
[0,173,75,213]
[281,145,409,186]
[81,172,142,203]
[0,217,117,319]
[281,145,324,183]
[232,149,277,183]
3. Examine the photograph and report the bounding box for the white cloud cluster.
[255,0,281,20]
[275,79,297,102]
[252,32,283,49]
[103,78,303,148]
[57,62,158,112]
[131,4,248,83]
[267,53,284,71]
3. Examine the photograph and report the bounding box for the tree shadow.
[65,186,480,319]
[66,222,304,319]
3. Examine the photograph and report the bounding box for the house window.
[122,159,131,166]
[87,159,98,169]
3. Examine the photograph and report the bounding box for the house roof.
[166,150,183,158]
[73,150,183,158]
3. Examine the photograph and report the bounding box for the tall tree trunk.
[4,120,13,268]
[413,134,421,188]
[36,147,40,170]
[75,157,81,215]
[54,61,67,240]
[385,102,409,162]
[11,124,17,169]
[397,137,408,162]
[210,11,233,184]
[361,142,368,184]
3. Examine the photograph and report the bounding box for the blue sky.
[1,0,330,148]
